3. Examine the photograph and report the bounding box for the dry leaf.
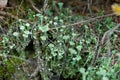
[112,3,120,16]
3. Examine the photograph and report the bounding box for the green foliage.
[0,1,120,80]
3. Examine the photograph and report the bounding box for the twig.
[0,11,33,24]
[27,0,41,13]
[114,30,120,33]
[87,0,92,16]
[0,11,18,19]
[91,37,101,66]
[101,24,120,45]
[101,23,120,57]
[68,13,114,27]
[0,25,6,34]
[91,23,120,66]
[43,0,49,12]
[51,13,115,30]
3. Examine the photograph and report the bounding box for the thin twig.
[51,13,115,30]
[0,11,18,19]
[27,0,41,13]
[101,24,120,45]
[43,0,49,12]
[68,13,114,27]
[91,23,120,66]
